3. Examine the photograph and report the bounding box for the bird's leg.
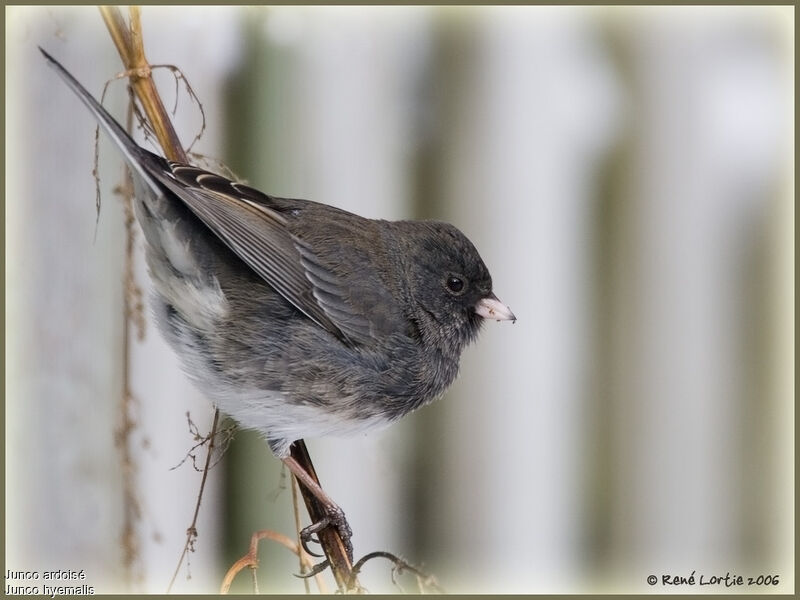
[282,455,354,562]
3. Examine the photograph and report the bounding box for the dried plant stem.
[290,476,312,594]
[165,409,220,592]
[290,441,359,592]
[220,530,328,594]
[116,100,143,590]
[350,551,445,594]
[98,6,187,162]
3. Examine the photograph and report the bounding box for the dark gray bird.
[42,46,515,551]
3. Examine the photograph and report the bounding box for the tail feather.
[39,47,162,194]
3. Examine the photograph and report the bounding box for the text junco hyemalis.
[42,47,514,547]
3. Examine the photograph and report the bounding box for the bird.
[41,46,515,558]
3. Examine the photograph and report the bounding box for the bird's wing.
[153,164,398,345]
[40,48,403,345]
[293,236,377,343]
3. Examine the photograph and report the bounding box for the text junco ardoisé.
[42,48,515,546]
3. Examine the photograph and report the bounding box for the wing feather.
[156,172,350,341]
[151,164,389,345]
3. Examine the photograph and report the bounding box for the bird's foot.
[299,503,353,562]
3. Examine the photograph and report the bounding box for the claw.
[294,559,330,579]
[299,525,324,558]
[301,538,324,558]
[299,510,353,561]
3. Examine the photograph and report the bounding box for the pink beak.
[475,294,516,323]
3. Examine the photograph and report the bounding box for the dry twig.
[350,551,445,594]
[166,409,220,592]
[290,441,359,592]
[291,476,312,593]
[170,412,236,472]
[220,529,328,594]
[99,6,187,162]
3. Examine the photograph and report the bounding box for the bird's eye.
[446,275,465,295]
